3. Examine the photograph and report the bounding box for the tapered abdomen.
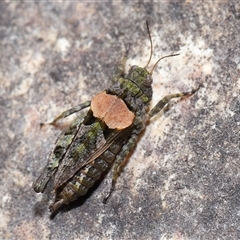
[50,141,124,212]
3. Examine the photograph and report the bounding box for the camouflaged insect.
[33,22,201,213]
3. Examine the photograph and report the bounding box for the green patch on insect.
[33,22,202,214]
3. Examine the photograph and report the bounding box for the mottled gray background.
[0,2,239,240]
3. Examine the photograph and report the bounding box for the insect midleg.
[50,101,91,126]
[33,102,91,193]
[103,133,138,203]
[33,117,84,193]
[148,85,202,119]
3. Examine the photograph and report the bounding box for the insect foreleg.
[50,101,91,126]
[148,85,201,119]
[103,133,138,203]
[112,46,129,83]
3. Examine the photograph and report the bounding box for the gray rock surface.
[0,2,239,240]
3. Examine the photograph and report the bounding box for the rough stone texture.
[0,2,239,240]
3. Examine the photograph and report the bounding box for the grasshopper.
[33,22,201,213]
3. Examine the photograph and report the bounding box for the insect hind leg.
[33,101,91,193]
[103,133,138,204]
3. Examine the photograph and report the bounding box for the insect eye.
[144,75,153,86]
[130,65,138,73]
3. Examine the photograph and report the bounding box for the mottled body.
[33,66,154,212]
[33,23,201,213]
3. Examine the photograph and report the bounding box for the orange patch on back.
[91,91,135,129]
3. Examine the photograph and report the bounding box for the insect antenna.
[144,21,153,69]
[150,53,180,76]
[144,21,180,74]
